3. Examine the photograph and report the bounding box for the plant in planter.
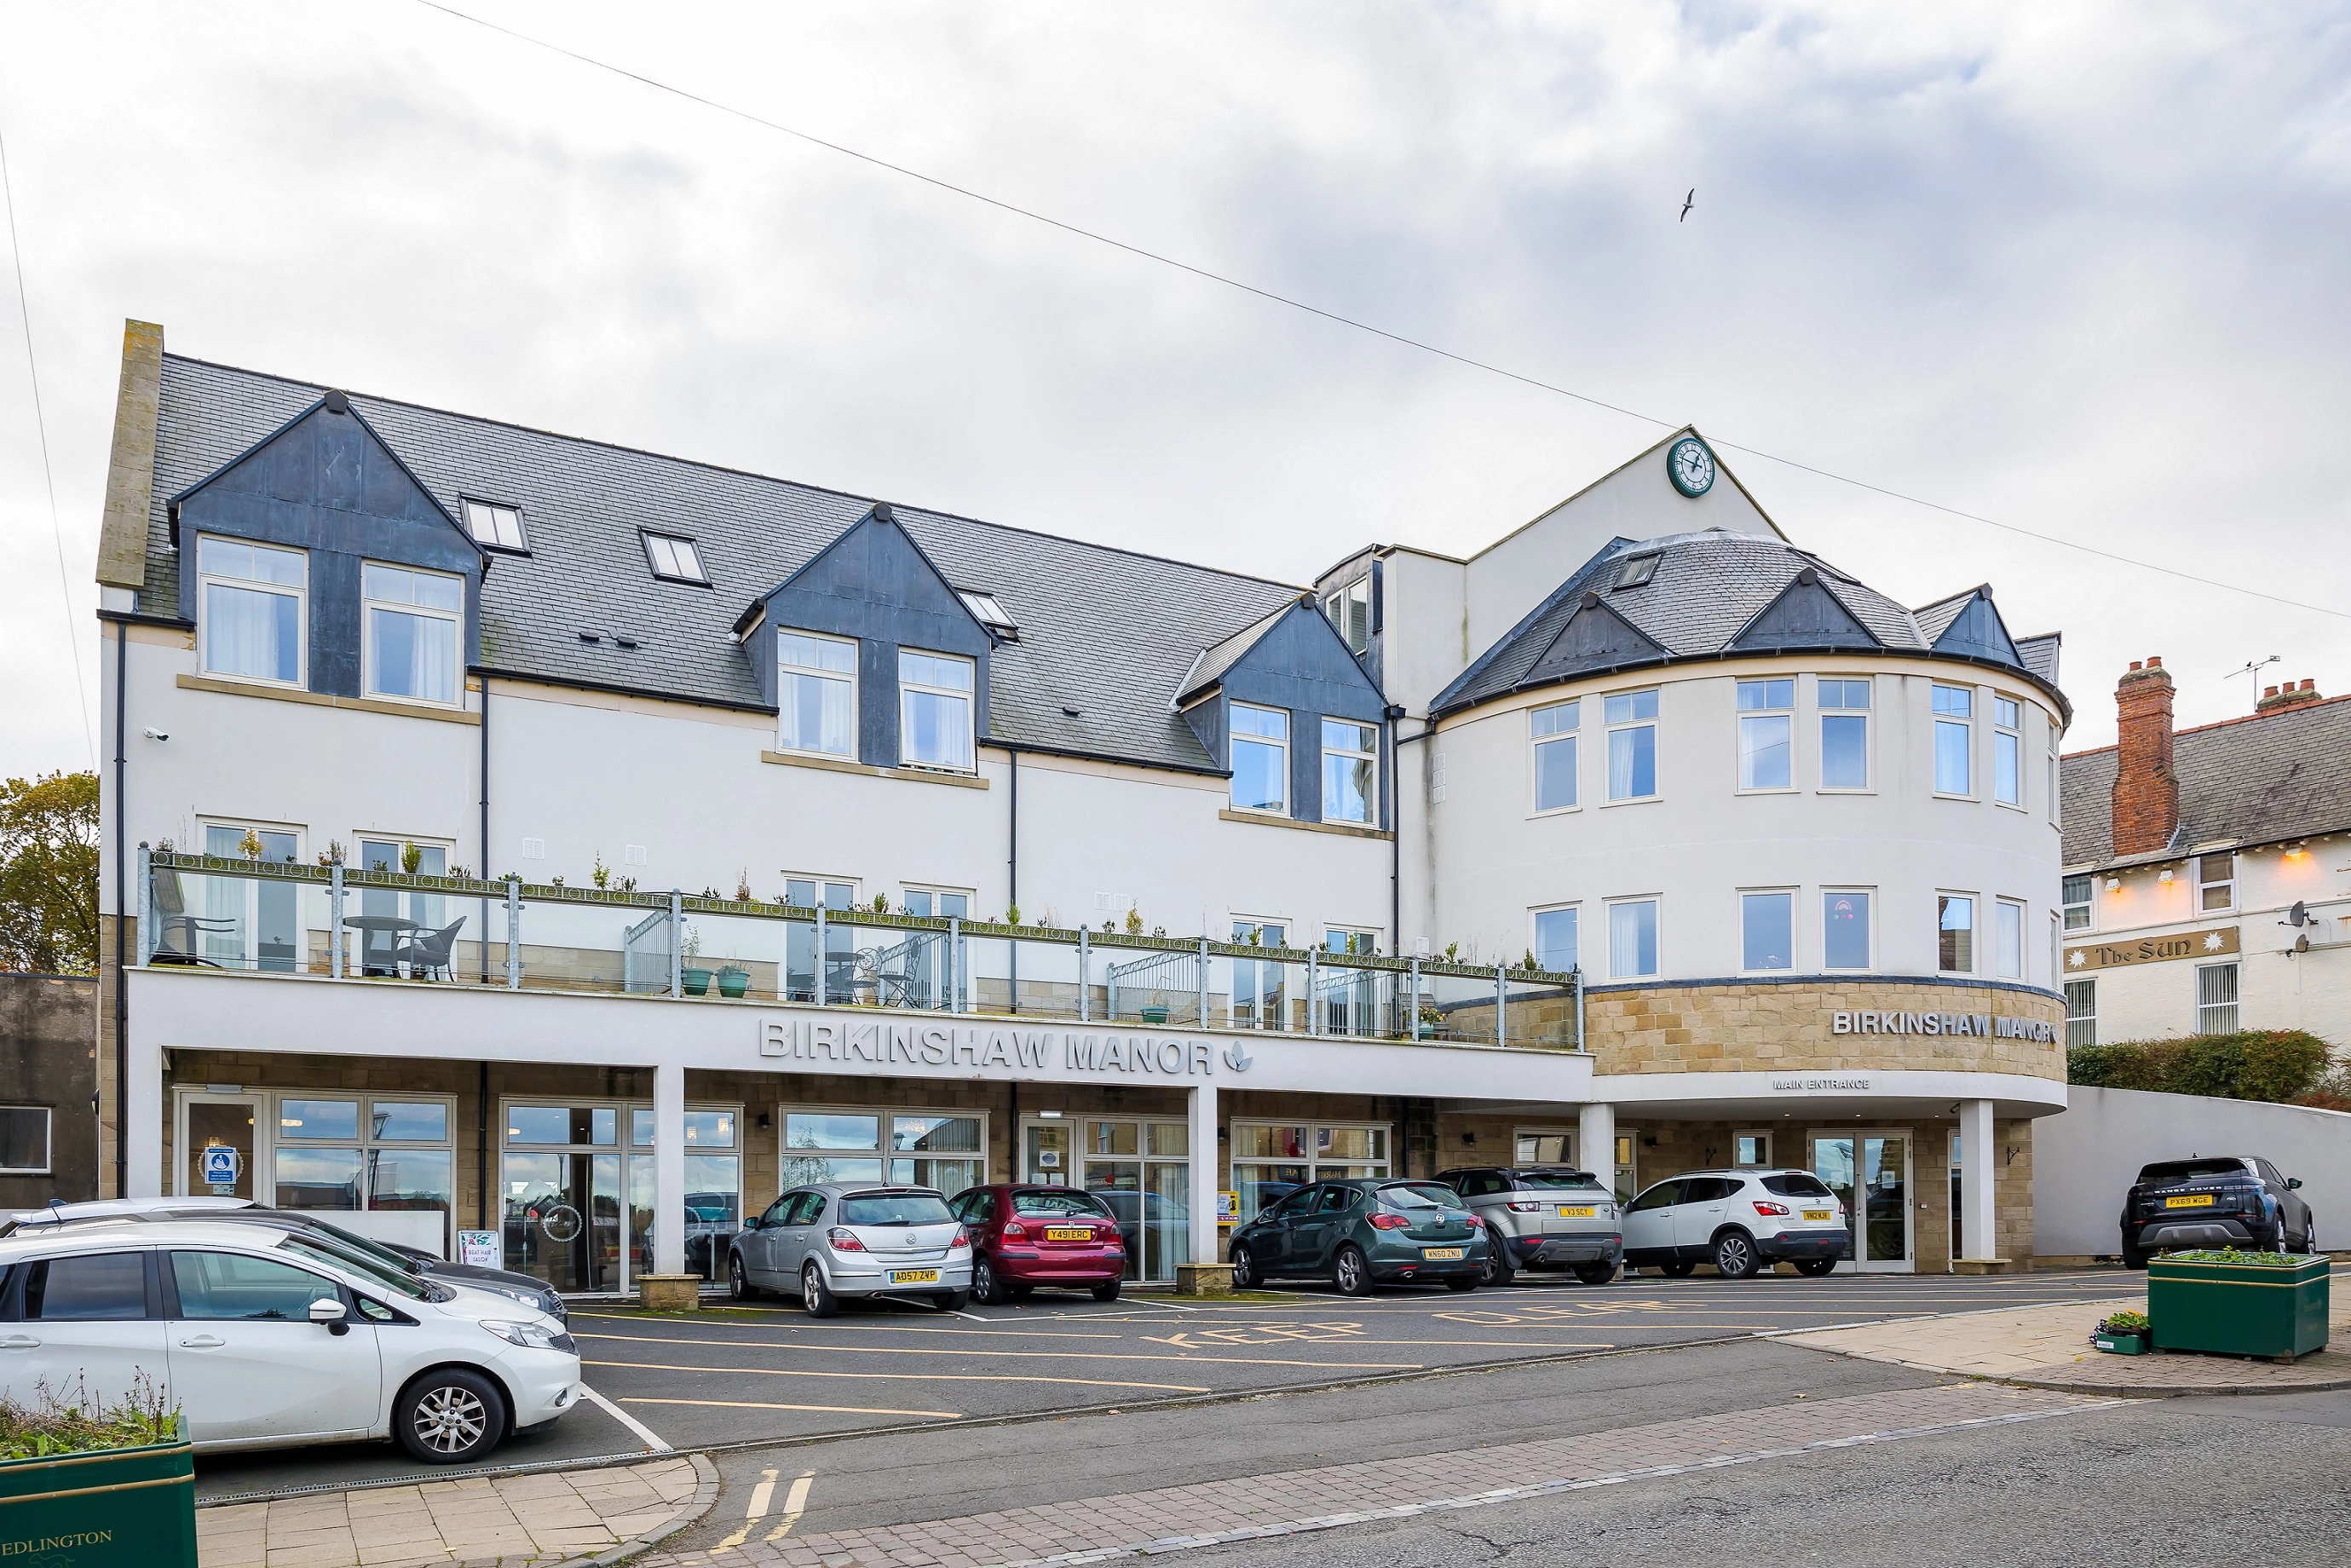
[680,923,712,996]
[0,1376,196,1565]
[2091,1308,2152,1355]
[591,855,611,890]
[2148,1248,2331,1360]
[1125,907,1144,936]
[735,868,753,902]
[717,953,752,998]
[238,827,264,861]
[400,841,424,875]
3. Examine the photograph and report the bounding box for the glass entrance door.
[1023,1120,1071,1185]
[180,1093,264,1200]
[1811,1133,1913,1273]
[1081,1118,1190,1282]
[503,1150,623,1294]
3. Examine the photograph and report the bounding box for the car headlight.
[481,1317,571,1352]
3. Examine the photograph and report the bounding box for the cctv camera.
[142,728,169,741]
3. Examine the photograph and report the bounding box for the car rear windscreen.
[1380,1183,1469,1210]
[842,1192,956,1225]
[1011,1190,1113,1218]
[1760,1173,1835,1199]
[1510,1171,1603,1190]
[2137,1159,2251,1184]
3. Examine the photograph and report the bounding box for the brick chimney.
[2112,657,2179,856]
[2257,677,2321,714]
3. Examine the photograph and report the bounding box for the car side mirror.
[743,1216,762,1231]
[2287,1177,2303,1190]
[310,1297,349,1335]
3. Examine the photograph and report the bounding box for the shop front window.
[272,1093,455,1256]
[1081,1119,1190,1283]
[507,1098,741,1293]
[1229,1121,1391,1228]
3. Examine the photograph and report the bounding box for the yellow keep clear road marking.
[585,1358,1213,1393]
[712,1468,778,1554]
[625,1397,958,1418]
[575,1329,1416,1370]
[768,1472,815,1542]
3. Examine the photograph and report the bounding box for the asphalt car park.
[190,1267,2138,1502]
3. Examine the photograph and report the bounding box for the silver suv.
[729,1183,971,1315]
[1440,1166,1622,1286]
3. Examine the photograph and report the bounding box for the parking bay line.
[577,1383,673,1452]
[575,1330,1422,1370]
[585,1358,1215,1393]
[573,1311,1129,1340]
[631,1397,959,1419]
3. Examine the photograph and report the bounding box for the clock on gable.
[1667,436,1715,497]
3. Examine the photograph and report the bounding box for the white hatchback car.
[1621,1169,1852,1279]
[0,1219,580,1463]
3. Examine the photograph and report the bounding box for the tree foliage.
[2066,1029,2331,1104]
[0,770,99,974]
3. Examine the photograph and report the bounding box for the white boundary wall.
[2032,1084,2351,1255]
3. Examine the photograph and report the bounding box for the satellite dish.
[2286,901,2310,927]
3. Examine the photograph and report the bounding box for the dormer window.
[363,562,464,706]
[642,531,708,585]
[462,499,527,551]
[1323,578,1369,655]
[959,591,1018,641]
[197,535,306,687]
[1612,553,1661,591]
[899,649,975,771]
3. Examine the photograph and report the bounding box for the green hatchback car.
[1228,1178,1489,1294]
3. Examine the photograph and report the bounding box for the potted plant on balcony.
[680,924,712,996]
[0,1377,196,1566]
[2148,1248,2331,1360]
[2090,1308,2152,1355]
[717,954,752,999]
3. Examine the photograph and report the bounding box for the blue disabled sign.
[200,1144,239,1189]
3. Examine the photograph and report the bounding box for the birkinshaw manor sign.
[759,1016,1249,1078]
[1830,1009,2058,1042]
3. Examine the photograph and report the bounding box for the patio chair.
[147,869,234,966]
[402,918,467,981]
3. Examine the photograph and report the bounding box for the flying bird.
[1679,189,1696,222]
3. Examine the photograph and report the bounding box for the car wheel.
[932,1290,970,1311]
[728,1254,758,1302]
[1445,1277,1478,1293]
[394,1368,506,1465]
[1230,1248,1258,1289]
[1333,1245,1373,1297]
[2121,1247,2150,1270]
[1092,1280,1122,1302]
[973,1255,1006,1306]
[1792,1258,1838,1278]
[1659,1260,1698,1278]
[2304,1220,2319,1255]
[1712,1231,1759,1280]
[1006,1283,1034,1300]
[1573,1260,1617,1286]
[1479,1250,1516,1288]
[802,1260,839,1318]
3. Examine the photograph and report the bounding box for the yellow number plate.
[1045,1227,1092,1241]
[1557,1206,1597,1218]
[1803,1209,1834,1222]
[2164,1195,2216,1209]
[1423,1247,1466,1260]
[890,1268,942,1284]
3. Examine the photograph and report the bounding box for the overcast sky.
[3,1,2348,780]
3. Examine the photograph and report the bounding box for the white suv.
[0,1219,581,1463]
[1621,1169,1851,1279]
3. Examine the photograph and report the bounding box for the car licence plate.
[1423,1247,1466,1260]
[890,1268,942,1284]
[1045,1227,1092,1241]
[2164,1195,2216,1209]
[1557,1206,1597,1218]
[1803,1209,1834,1222]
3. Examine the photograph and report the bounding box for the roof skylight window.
[642,532,708,585]
[959,590,1019,641]
[1612,553,1661,591]
[462,499,527,551]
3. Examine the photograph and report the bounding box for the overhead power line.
[0,110,97,768]
[413,1,2350,625]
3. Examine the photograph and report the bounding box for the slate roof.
[140,355,1303,772]
[1176,600,1299,705]
[1430,529,2063,718]
[2060,695,2351,868]
[2017,633,2061,686]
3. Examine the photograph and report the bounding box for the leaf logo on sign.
[1222,1042,1254,1073]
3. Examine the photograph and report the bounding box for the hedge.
[2066,1029,2331,1104]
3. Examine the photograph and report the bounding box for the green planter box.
[2150,1255,2332,1360]
[681,966,712,996]
[0,1421,197,1567]
[717,966,751,999]
[2092,1330,2150,1355]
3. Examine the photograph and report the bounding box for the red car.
[948,1185,1127,1303]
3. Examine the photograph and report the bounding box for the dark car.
[1228,1178,1489,1295]
[2121,1156,2318,1266]
[949,1185,1127,1303]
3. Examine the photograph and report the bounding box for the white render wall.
[1420,656,2066,983]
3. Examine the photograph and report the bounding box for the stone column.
[638,1059,697,1310]
[1176,1079,1229,1294]
[1958,1098,1998,1265]
[1579,1102,1616,1193]
[126,1027,163,1199]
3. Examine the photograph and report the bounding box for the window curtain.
[371,608,457,703]
[206,583,297,682]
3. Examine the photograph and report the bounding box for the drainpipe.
[1007,748,1018,1015]
[1383,706,1403,952]
[478,674,491,983]
[1197,937,1209,1029]
[1575,966,1586,1054]
[669,890,683,998]
[1496,963,1508,1048]
[1078,928,1090,1023]
[814,905,827,1006]
[112,620,126,1200]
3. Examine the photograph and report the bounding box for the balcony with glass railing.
[136,850,1585,1050]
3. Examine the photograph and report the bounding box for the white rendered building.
[90,321,2070,1285]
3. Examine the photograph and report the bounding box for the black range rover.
[2120,1156,2317,1266]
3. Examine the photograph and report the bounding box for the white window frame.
[1992,695,2023,808]
[1994,897,2025,980]
[1938,891,1977,976]
[2061,874,2094,932]
[2046,723,2061,827]
[1607,896,1661,979]
[196,533,308,689]
[1732,1129,1772,1168]
[1735,678,1796,793]
[1932,683,1974,798]
[1323,577,1370,656]
[1229,702,1290,816]
[2197,850,2237,914]
[897,649,977,773]
[460,498,527,551]
[1320,717,1380,826]
[1531,903,1580,975]
[2065,977,2096,1048]
[1529,700,1581,816]
[0,1106,52,1174]
[360,561,465,708]
[1512,1127,1574,1166]
[1822,887,1875,972]
[1229,1120,1392,1186]
[1739,887,1797,973]
[775,629,859,759]
[779,1103,990,1192]
[1603,689,1661,804]
[1817,677,1872,793]
[642,531,710,585]
[2195,962,2240,1035]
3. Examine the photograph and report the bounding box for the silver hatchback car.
[1440,1166,1622,1285]
[729,1183,972,1315]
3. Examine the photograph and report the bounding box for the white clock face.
[1669,438,1715,496]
